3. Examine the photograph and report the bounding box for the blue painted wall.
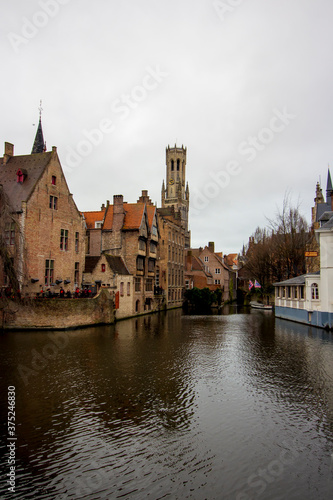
[275,306,333,330]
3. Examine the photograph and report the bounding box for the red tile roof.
[83,210,106,229]
[101,205,114,230]
[224,253,238,266]
[146,204,156,228]
[123,204,145,230]
[103,203,146,231]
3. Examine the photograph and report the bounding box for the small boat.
[250,301,273,310]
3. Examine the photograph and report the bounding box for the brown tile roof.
[0,152,52,211]
[84,256,101,273]
[105,255,131,275]
[84,255,131,275]
[83,210,106,229]
[192,255,205,271]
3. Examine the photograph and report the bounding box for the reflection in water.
[0,308,333,499]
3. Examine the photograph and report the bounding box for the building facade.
[157,206,185,307]
[83,192,161,316]
[306,169,333,273]
[274,212,333,329]
[0,139,85,297]
[84,254,133,319]
[185,243,237,301]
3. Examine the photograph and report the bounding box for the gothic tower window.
[177,159,180,171]
[171,159,174,171]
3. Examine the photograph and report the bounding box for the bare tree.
[267,193,309,280]
[242,194,309,290]
[243,226,274,290]
[0,185,20,294]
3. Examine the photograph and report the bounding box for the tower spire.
[326,168,332,193]
[32,100,46,154]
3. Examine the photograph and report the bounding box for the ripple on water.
[1,311,333,499]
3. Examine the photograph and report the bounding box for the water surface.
[0,307,333,499]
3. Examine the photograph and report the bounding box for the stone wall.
[1,288,115,330]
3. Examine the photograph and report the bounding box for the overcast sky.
[1,0,333,254]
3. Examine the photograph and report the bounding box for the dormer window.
[16,169,27,183]
[51,175,56,185]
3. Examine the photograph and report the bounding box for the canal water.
[1,307,333,499]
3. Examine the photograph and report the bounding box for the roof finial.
[38,99,43,119]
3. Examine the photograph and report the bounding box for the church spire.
[326,169,332,193]
[31,101,46,154]
[326,168,333,206]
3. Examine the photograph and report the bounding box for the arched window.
[135,300,140,312]
[311,283,319,300]
[171,159,174,171]
[177,159,180,171]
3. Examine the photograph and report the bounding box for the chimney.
[208,241,215,253]
[3,142,14,165]
[112,195,125,231]
[186,250,192,271]
[101,203,105,210]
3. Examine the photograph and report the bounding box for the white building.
[274,212,333,329]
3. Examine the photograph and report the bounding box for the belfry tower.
[161,144,190,247]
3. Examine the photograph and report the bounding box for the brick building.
[83,192,161,315]
[185,242,237,302]
[0,129,85,296]
[157,205,185,307]
[83,254,132,319]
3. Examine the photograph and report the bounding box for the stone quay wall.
[1,289,115,330]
